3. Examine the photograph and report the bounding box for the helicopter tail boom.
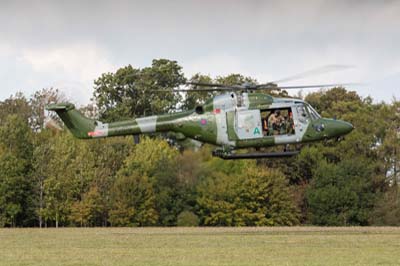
[46,103,181,139]
[46,103,96,139]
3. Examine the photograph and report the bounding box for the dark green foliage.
[93,59,185,122]
[0,153,33,227]
[0,114,35,227]
[197,165,299,226]
[120,137,183,225]
[0,93,31,125]
[291,146,324,184]
[306,158,377,225]
[109,171,158,226]
[305,87,361,116]
[177,211,199,226]
[0,114,33,161]
[370,186,400,225]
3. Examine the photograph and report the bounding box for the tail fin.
[46,103,96,139]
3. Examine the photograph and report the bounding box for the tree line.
[0,59,399,227]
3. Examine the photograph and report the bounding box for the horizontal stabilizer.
[46,103,75,111]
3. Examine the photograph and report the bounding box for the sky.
[0,0,399,105]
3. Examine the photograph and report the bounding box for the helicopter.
[46,80,354,160]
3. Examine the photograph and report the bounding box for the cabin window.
[260,108,295,136]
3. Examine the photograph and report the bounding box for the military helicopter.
[46,78,354,159]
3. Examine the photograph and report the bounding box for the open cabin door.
[226,104,314,145]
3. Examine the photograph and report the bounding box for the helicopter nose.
[335,120,354,136]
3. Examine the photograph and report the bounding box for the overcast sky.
[0,0,399,105]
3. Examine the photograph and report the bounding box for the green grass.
[0,227,400,266]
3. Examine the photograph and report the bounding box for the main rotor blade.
[154,88,231,92]
[185,81,245,90]
[274,83,358,90]
[186,82,227,88]
[158,82,357,93]
[271,64,355,84]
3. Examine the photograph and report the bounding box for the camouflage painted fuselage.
[47,92,353,150]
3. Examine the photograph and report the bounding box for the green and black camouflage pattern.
[47,92,353,150]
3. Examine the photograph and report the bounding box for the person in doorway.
[286,111,295,134]
[268,110,284,135]
[262,116,269,135]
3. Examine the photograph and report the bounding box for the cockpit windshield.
[306,104,321,120]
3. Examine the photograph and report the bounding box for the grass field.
[1,227,400,266]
